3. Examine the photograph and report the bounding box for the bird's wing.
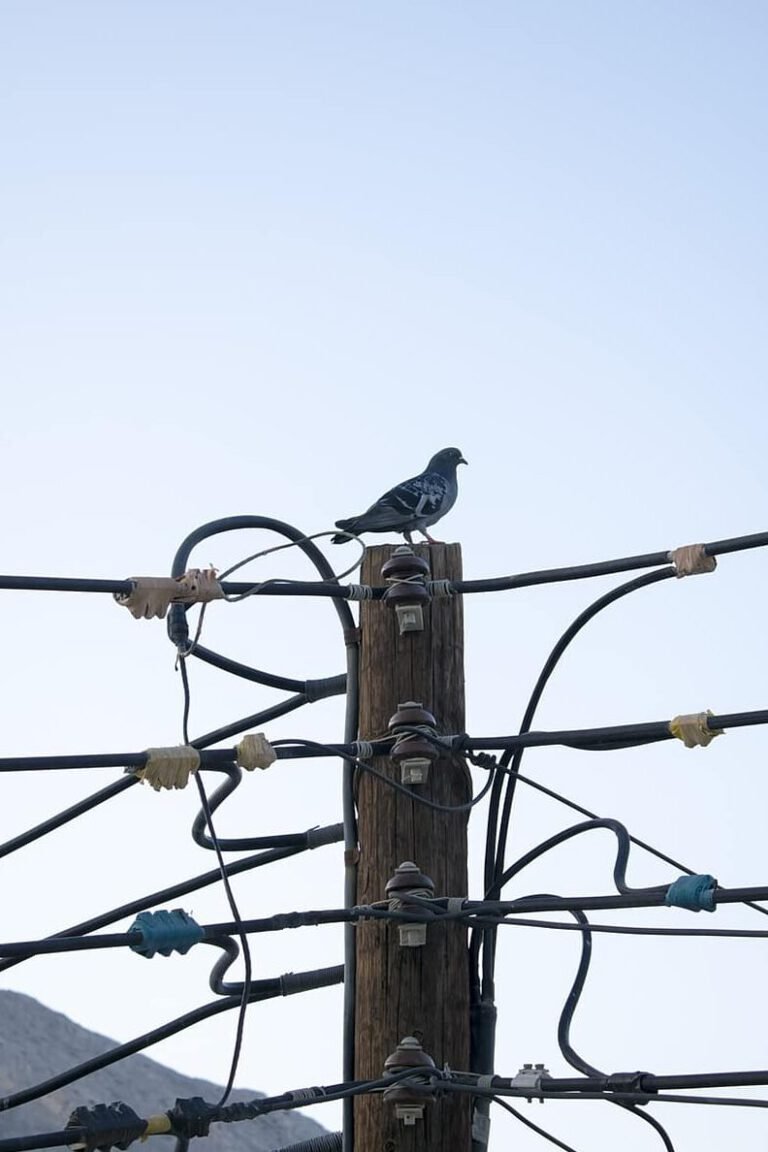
[373,471,449,522]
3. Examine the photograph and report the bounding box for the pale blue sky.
[2,4,768,1149]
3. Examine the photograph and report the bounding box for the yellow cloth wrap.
[115,569,223,620]
[141,1114,172,1140]
[669,710,724,749]
[668,543,717,578]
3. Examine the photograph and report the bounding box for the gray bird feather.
[331,447,467,544]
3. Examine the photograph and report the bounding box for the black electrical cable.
[470,570,675,1152]
[6,1089,768,1152]
[0,1071,422,1152]
[10,893,768,962]
[0,775,137,859]
[190,764,326,852]
[4,707,768,776]
[0,965,344,1112]
[3,518,766,1152]
[456,913,768,939]
[166,514,356,655]
[493,569,675,919]
[483,812,680,1150]
[4,525,767,601]
[453,528,768,594]
[556,908,597,1076]
[474,568,675,1034]
[0,832,327,976]
[188,641,332,694]
[270,738,486,814]
[468,567,675,1152]
[492,1095,581,1152]
[493,818,635,899]
[189,693,311,749]
[179,657,250,1109]
[507,768,768,919]
[0,903,452,960]
[165,513,360,1152]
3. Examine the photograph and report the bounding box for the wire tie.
[605,1071,655,1096]
[353,740,375,760]
[668,710,724,749]
[445,897,465,914]
[476,1075,495,1090]
[137,745,201,790]
[115,569,223,620]
[668,543,717,578]
[346,584,374,601]
[428,579,456,597]
[129,909,205,958]
[236,732,277,771]
[288,1087,326,1102]
[392,724,438,744]
[665,873,717,912]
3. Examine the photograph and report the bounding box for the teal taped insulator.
[129,908,204,958]
[664,874,717,913]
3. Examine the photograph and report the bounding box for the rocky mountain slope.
[0,989,329,1150]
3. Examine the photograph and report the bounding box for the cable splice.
[166,1097,213,1140]
[235,733,277,771]
[4,511,768,1152]
[136,746,200,791]
[665,874,718,912]
[65,1101,146,1151]
[129,910,205,958]
[115,569,223,620]
[668,543,717,578]
[668,710,724,748]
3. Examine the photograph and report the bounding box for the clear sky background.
[2,3,768,1148]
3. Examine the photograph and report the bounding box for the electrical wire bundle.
[0,520,767,1152]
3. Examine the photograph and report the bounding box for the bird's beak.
[459,455,468,466]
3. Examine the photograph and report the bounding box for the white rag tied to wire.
[236,732,277,770]
[115,569,224,620]
[668,543,717,578]
[138,746,202,790]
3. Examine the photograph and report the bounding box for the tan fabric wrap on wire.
[236,733,277,771]
[137,746,202,790]
[115,568,224,620]
[668,543,717,579]
[668,711,724,749]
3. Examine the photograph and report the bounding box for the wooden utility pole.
[354,542,472,1150]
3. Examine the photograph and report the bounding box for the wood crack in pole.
[354,543,472,1150]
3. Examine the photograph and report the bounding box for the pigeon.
[331,447,467,544]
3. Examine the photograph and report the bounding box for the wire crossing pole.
[354,543,471,1150]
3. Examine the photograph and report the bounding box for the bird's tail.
[331,518,358,544]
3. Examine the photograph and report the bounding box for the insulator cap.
[381,546,431,582]
[385,860,435,897]
[388,702,436,730]
[384,1035,437,1073]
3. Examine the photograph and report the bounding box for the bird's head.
[427,447,468,473]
